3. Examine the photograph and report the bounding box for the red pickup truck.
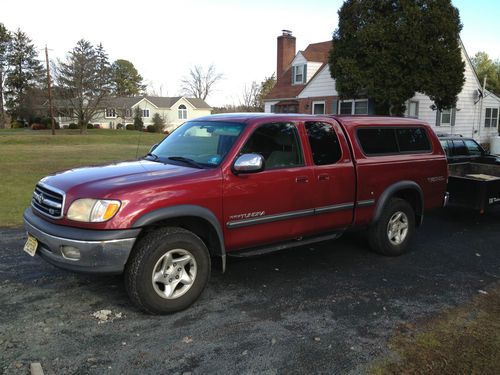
[23,114,448,314]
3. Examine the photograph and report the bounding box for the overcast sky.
[2,0,499,106]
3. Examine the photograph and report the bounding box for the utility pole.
[45,45,56,136]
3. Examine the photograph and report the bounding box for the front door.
[223,122,316,251]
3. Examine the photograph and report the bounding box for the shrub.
[11,121,24,128]
[30,116,43,125]
[41,117,60,129]
[63,125,69,129]
[146,125,157,133]
[87,124,94,129]
[93,124,101,129]
[125,124,135,130]
[30,123,46,130]
[117,123,123,130]
[68,123,79,129]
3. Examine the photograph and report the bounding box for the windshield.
[149,121,245,167]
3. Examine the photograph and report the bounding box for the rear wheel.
[125,227,211,314]
[368,198,415,256]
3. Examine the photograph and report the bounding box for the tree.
[181,65,222,100]
[133,106,143,130]
[112,59,146,96]
[329,0,465,115]
[151,113,165,132]
[257,74,276,110]
[54,40,112,133]
[471,52,500,95]
[240,81,260,111]
[0,23,11,128]
[4,29,44,121]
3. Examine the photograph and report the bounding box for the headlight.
[67,199,121,222]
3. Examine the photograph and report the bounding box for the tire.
[124,227,211,314]
[368,198,415,256]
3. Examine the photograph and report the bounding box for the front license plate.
[23,234,38,257]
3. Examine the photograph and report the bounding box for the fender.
[132,205,227,272]
[372,181,424,226]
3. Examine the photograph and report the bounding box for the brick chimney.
[277,30,296,79]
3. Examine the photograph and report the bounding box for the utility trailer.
[447,162,500,212]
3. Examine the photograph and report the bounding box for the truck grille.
[31,184,65,219]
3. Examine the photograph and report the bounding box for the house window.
[312,101,325,115]
[124,109,132,117]
[293,64,306,84]
[407,100,419,118]
[178,104,187,120]
[339,99,369,115]
[105,108,116,118]
[270,104,276,113]
[485,108,499,128]
[142,109,150,118]
[440,109,451,125]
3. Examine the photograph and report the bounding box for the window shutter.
[435,110,441,127]
[303,64,307,83]
[292,66,296,84]
[451,108,456,127]
[332,100,338,114]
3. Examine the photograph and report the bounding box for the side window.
[439,140,450,156]
[357,128,399,155]
[464,140,483,156]
[452,140,467,156]
[305,122,342,165]
[396,128,431,152]
[240,122,303,169]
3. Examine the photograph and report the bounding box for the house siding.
[298,65,338,98]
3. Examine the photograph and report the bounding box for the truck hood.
[40,160,204,196]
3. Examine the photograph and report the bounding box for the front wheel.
[124,227,211,314]
[368,198,415,256]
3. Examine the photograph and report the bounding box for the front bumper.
[23,208,141,274]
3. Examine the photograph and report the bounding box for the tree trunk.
[0,70,5,129]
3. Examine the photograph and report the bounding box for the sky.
[2,0,500,106]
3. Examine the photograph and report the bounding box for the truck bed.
[447,162,500,211]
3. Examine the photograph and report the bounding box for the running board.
[228,232,343,258]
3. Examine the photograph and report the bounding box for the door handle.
[295,176,309,183]
[318,173,330,181]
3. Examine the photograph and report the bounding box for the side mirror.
[149,144,158,153]
[233,153,264,174]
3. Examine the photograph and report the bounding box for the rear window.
[357,127,431,155]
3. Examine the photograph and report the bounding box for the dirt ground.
[1,207,499,374]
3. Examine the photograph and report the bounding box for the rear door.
[304,121,356,232]
[223,121,316,251]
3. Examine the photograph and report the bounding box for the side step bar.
[228,231,344,258]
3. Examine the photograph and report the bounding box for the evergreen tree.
[4,29,44,121]
[0,23,11,128]
[133,107,143,130]
[329,0,465,115]
[151,113,165,132]
[54,40,112,133]
[472,52,500,95]
[112,59,146,96]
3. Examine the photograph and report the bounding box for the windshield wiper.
[167,156,205,169]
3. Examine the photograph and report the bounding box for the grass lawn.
[0,129,165,227]
[370,283,500,375]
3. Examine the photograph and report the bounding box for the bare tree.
[181,65,223,100]
[54,40,112,133]
[240,81,260,111]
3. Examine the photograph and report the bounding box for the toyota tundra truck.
[23,114,448,314]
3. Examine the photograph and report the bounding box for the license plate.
[23,234,38,257]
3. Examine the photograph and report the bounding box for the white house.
[55,96,212,133]
[265,31,500,144]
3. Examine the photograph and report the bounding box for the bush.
[30,116,43,125]
[125,124,135,130]
[30,123,46,130]
[68,123,79,129]
[41,117,60,129]
[11,121,24,128]
[87,124,94,129]
[117,123,123,130]
[63,125,68,129]
[146,125,157,133]
[93,124,101,129]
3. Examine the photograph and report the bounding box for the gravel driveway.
[1,207,499,374]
